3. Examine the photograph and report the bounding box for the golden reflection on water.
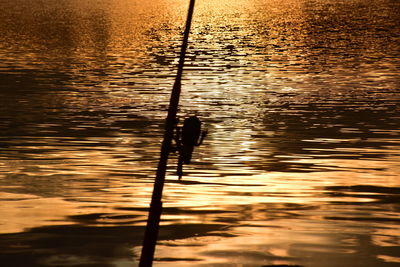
[0,0,400,266]
[0,193,84,233]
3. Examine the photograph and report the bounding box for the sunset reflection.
[1,0,399,266]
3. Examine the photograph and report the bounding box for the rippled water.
[1,0,399,266]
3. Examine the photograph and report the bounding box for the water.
[0,0,399,266]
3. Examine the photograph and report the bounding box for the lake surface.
[0,0,399,266]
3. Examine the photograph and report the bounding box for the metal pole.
[139,0,196,266]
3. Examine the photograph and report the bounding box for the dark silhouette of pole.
[139,0,196,266]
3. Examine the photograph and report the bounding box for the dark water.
[1,0,399,266]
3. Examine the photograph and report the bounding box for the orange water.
[0,0,399,266]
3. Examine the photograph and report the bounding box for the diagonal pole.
[139,0,196,266]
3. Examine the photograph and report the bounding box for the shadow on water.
[0,223,227,267]
[0,185,399,266]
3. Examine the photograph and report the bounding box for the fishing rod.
[139,0,196,266]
